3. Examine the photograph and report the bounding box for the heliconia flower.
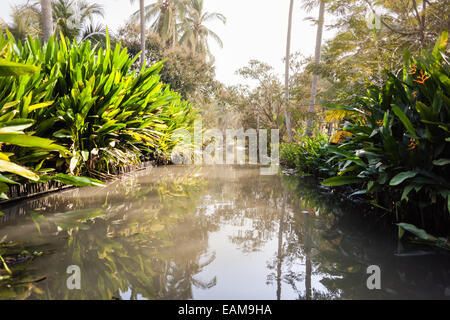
[408,63,417,75]
[377,120,383,127]
[413,70,431,85]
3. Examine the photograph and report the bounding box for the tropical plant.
[51,0,105,40]
[0,28,197,189]
[304,0,326,137]
[178,0,226,60]
[130,0,147,68]
[132,0,187,47]
[0,50,102,197]
[322,32,450,230]
[284,0,295,142]
[1,3,41,42]
[281,134,333,176]
[118,23,217,100]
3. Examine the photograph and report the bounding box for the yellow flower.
[377,120,383,127]
[0,45,8,59]
[408,138,419,150]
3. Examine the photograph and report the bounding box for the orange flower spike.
[412,91,418,99]
[413,70,431,85]
[377,120,383,127]
[408,63,417,75]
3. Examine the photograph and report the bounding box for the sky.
[1,0,335,86]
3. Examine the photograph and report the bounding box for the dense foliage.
[0,29,196,197]
[282,32,450,233]
[281,134,332,176]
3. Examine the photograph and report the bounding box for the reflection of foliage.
[1,167,450,300]
[281,174,450,300]
[0,166,217,300]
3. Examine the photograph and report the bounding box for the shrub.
[322,32,450,227]
[281,134,334,176]
[0,30,197,179]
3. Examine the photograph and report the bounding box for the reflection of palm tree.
[304,210,312,300]
[276,190,287,300]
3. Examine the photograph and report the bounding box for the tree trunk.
[40,0,53,42]
[284,0,294,142]
[140,0,146,69]
[306,0,325,137]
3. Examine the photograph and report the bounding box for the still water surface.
[0,166,449,299]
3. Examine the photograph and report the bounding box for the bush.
[0,30,197,195]
[281,134,334,176]
[322,32,450,227]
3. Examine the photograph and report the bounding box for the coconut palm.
[131,0,187,47]
[52,0,104,40]
[178,0,226,59]
[40,0,54,41]
[1,3,41,41]
[284,0,295,142]
[80,22,106,43]
[305,0,326,137]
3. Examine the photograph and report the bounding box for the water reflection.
[0,166,449,300]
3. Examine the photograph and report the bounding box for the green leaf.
[28,101,54,112]
[0,119,35,133]
[53,173,104,187]
[397,223,438,242]
[0,174,19,185]
[0,133,70,155]
[398,226,405,239]
[0,59,40,76]
[390,171,418,186]
[433,159,450,166]
[432,31,449,60]
[0,159,39,181]
[401,184,415,201]
[392,105,417,136]
[322,176,362,187]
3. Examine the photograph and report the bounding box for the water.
[0,166,449,300]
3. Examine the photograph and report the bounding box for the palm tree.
[52,0,104,40]
[80,22,106,43]
[2,3,41,41]
[40,0,53,41]
[132,0,186,47]
[284,0,295,142]
[305,0,325,137]
[130,0,147,68]
[178,0,226,59]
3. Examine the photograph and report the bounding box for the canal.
[0,166,449,299]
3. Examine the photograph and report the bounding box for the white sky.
[1,0,335,86]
